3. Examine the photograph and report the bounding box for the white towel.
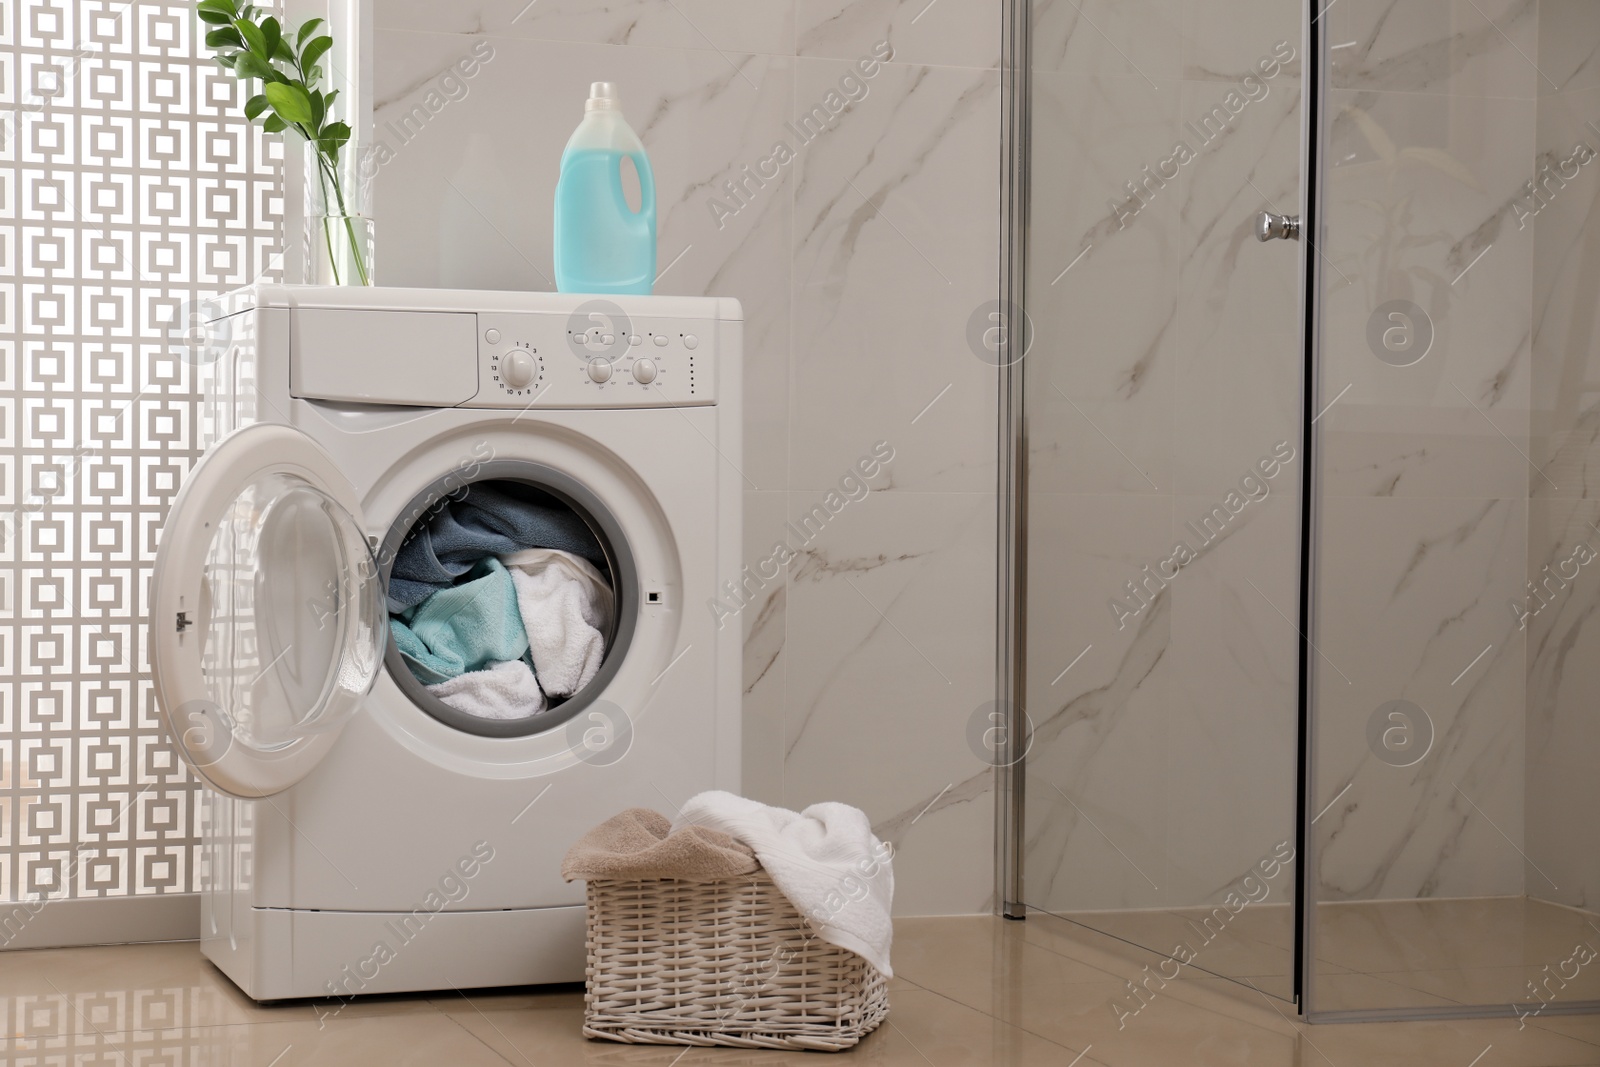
[500,549,613,698]
[427,659,548,719]
[673,791,895,976]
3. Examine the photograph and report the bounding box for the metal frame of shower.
[995,0,1600,1024]
[1294,0,1325,1022]
[994,0,1030,925]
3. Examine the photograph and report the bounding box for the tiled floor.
[1057,896,1600,1012]
[1,914,1597,1065]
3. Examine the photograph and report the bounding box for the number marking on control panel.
[491,344,545,396]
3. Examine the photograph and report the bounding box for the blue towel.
[387,481,606,612]
[390,557,530,684]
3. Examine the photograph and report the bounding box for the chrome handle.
[1256,211,1301,242]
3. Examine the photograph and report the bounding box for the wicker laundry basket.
[582,867,889,1051]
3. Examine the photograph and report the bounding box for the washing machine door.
[150,423,385,798]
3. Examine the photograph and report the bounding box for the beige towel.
[561,808,760,883]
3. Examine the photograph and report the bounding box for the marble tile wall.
[1527,0,1600,916]
[368,0,1000,915]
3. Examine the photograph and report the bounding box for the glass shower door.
[1303,0,1600,1020]
[1014,0,1600,1024]
[1018,0,1307,1002]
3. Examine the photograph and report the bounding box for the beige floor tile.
[1301,1015,1600,1067]
[295,988,452,1027]
[1017,908,1305,998]
[891,918,1598,1067]
[1046,903,1298,984]
[1020,907,1338,992]
[1015,911,1180,980]
[1532,1012,1600,1048]
[450,985,1103,1067]
[1175,970,1458,1016]
[1305,898,1600,1013]
[459,926,1296,1066]
[1305,971,1459,1011]
[434,984,685,1065]
[887,919,1305,1066]
[894,915,1128,1006]
[899,921,1122,1017]
[1352,963,1600,1011]
[0,992,73,1041]
[987,976,1301,1067]
[1314,898,1595,975]
[907,915,1303,1034]
[428,982,588,1015]
[0,941,442,1038]
[0,1013,511,1066]
[1,917,1596,1065]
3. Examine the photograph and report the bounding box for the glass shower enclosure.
[1000,0,1600,1021]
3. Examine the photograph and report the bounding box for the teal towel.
[390,558,529,685]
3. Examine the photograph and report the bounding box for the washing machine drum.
[376,460,638,739]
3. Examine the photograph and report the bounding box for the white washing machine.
[148,285,741,1000]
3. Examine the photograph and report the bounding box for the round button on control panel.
[631,357,657,384]
[587,358,613,383]
[501,349,536,389]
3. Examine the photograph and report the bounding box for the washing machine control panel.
[468,312,715,408]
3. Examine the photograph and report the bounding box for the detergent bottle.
[554,82,657,295]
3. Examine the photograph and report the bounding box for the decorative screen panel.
[0,0,282,903]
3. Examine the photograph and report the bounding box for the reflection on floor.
[1,914,1597,1065]
[1040,901,1298,1004]
[1316,897,1600,1012]
[1044,895,1600,1014]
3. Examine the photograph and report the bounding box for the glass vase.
[304,142,375,286]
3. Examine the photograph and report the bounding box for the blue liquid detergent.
[554,82,657,295]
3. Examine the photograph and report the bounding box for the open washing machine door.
[150,424,386,798]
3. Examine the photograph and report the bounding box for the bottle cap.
[586,82,621,111]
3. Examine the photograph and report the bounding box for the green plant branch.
[195,0,368,285]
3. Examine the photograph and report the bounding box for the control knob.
[502,349,536,389]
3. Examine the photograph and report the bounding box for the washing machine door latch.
[176,611,191,632]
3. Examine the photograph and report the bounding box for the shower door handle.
[1256,211,1301,242]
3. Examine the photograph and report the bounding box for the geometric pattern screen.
[0,0,281,901]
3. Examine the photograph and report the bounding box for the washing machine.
[148,285,742,1001]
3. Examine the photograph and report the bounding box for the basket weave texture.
[582,868,889,1052]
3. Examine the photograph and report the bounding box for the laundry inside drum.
[384,477,618,724]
